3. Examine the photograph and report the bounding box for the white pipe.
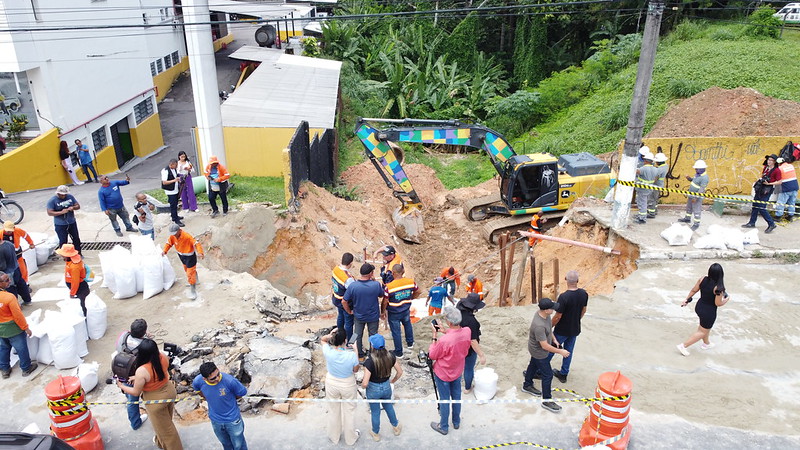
[518,231,621,255]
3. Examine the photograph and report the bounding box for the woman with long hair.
[117,339,183,449]
[59,141,83,185]
[677,263,731,356]
[320,327,360,445]
[177,151,198,212]
[361,334,402,441]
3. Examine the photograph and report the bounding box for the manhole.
[80,241,131,251]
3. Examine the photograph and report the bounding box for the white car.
[774,3,800,24]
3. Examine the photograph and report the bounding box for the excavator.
[355,118,616,243]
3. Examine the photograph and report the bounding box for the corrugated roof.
[222,47,342,129]
[209,0,313,20]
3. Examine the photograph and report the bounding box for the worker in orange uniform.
[162,223,204,299]
[528,212,547,249]
[0,272,38,378]
[465,274,484,301]
[204,155,231,218]
[55,244,90,317]
[2,221,34,282]
[439,266,460,299]
[373,245,403,285]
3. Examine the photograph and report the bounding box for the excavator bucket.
[392,205,424,244]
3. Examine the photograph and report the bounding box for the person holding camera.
[114,318,150,430]
[133,192,156,240]
[321,327,361,446]
[116,338,183,449]
[742,154,781,234]
[522,298,570,414]
[677,263,730,356]
[428,306,472,435]
[361,334,403,441]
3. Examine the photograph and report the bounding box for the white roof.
[209,0,313,20]
[222,47,342,129]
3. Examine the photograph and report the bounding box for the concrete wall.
[0,129,64,192]
[153,57,189,102]
[621,136,800,203]
[94,146,118,176]
[221,126,326,177]
[130,113,165,158]
[213,33,235,52]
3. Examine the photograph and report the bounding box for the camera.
[163,342,181,370]
[417,350,430,365]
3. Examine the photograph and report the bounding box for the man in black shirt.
[551,270,588,383]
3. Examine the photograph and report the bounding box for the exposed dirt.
[647,86,800,138]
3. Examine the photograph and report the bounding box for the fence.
[287,121,337,202]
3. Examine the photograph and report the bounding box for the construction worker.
[426,277,452,316]
[162,223,204,299]
[636,146,650,168]
[465,274,484,301]
[332,252,355,341]
[1,221,34,282]
[439,266,460,299]
[528,212,546,249]
[373,245,402,285]
[678,160,709,231]
[55,244,90,317]
[774,157,797,222]
[649,153,669,217]
[633,151,658,224]
[383,264,419,357]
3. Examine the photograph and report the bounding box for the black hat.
[538,297,558,311]
[360,263,375,276]
[459,293,485,311]
[379,245,396,256]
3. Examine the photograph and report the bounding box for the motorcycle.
[0,189,24,224]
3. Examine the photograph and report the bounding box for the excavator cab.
[501,155,559,210]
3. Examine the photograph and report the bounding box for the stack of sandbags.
[660,223,693,246]
[99,236,175,300]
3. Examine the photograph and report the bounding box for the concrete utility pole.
[611,0,664,230]
[183,0,227,167]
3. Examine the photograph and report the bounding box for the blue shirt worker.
[678,160,709,231]
[383,264,419,357]
[344,263,384,358]
[75,139,98,183]
[98,174,136,237]
[46,185,82,254]
[426,277,452,316]
[193,362,249,450]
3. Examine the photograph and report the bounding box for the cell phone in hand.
[431,319,441,330]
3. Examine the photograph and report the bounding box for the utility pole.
[183,0,227,167]
[611,0,664,230]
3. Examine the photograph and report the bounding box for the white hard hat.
[642,152,654,161]
[639,146,651,156]
[693,160,707,169]
[654,153,667,163]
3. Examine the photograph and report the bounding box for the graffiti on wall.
[620,136,800,204]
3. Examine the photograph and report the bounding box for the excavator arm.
[354,118,519,242]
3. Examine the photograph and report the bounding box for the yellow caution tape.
[463,418,629,450]
[49,405,89,416]
[617,179,794,208]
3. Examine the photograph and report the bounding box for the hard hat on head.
[693,160,707,169]
[3,221,14,232]
[654,153,667,163]
[642,152,654,161]
[208,156,219,164]
[639,146,651,156]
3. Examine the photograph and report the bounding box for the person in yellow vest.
[332,252,355,341]
[55,244,89,317]
[649,153,668,217]
[383,264,419,357]
[373,245,402,285]
[775,157,797,222]
[633,151,658,224]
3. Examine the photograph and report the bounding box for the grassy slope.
[145,175,285,206]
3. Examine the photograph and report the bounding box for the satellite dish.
[255,25,277,48]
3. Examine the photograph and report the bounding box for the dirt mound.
[647,87,800,137]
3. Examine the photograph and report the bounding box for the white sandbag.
[35,245,53,266]
[57,300,89,358]
[693,233,727,250]
[25,309,42,361]
[142,254,164,299]
[75,361,100,393]
[134,262,144,293]
[21,247,38,276]
[47,314,82,369]
[111,248,138,299]
[473,367,498,401]
[743,229,760,245]
[85,293,107,340]
[660,223,693,246]
[37,336,54,365]
[98,250,117,291]
[130,234,157,256]
[707,224,745,252]
[162,256,176,291]
[30,309,55,365]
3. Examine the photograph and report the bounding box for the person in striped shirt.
[382,264,419,357]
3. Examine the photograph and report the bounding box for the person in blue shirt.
[98,174,136,237]
[193,362,249,450]
[46,185,82,254]
[75,139,98,183]
[426,277,452,316]
[344,263,384,358]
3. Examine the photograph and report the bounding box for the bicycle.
[0,188,24,224]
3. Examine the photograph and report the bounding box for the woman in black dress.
[677,263,730,356]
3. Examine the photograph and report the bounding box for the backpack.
[778,141,800,163]
[84,262,94,283]
[111,332,138,381]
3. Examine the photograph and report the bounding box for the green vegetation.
[404,150,496,190]
[145,175,284,206]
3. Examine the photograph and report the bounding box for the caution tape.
[616,179,795,208]
[49,405,89,416]
[54,393,629,407]
[463,421,628,450]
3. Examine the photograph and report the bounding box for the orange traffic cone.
[578,371,632,450]
[45,376,104,449]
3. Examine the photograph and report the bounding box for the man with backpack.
[114,318,150,430]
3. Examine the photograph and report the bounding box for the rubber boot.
[189,284,197,300]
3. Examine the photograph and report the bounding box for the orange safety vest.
[779,162,797,182]
[439,267,461,287]
[2,228,33,253]
[466,278,484,300]
[528,215,542,247]
[331,266,352,301]
[164,231,204,257]
[64,259,86,296]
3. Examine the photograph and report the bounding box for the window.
[156,58,163,73]
[150,62,157,76]
[92,127,107,150]
[134,97,154,124]
[171,51,180,66]
[164,55,172,69]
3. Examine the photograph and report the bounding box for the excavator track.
[462,193,502,221]
[481,212,566,245]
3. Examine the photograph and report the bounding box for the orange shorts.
[428,306,442,316]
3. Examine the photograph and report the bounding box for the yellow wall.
[220,126,327,177]
[152,57,189,102]
[130,113,165,158]
[620,136,800,203]
[0,129,67,192]
[94,145,118,175]
[213,33,234,52]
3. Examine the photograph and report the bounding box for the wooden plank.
[553,258,560,300]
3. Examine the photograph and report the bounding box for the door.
[109,117,134,168]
